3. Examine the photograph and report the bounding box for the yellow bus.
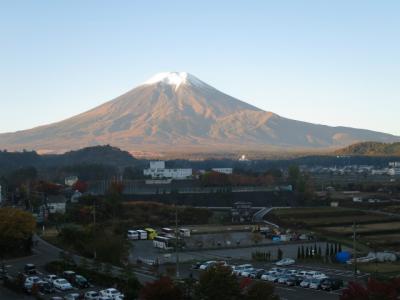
[144,228,157,240]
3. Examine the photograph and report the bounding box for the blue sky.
[0,0,399,135]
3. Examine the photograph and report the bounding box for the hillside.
[335,142,400,156]
[0,72,398,155]
[0,145,138,175]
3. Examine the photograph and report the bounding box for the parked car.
[240,268,256,277]
[64,293,81,300]
[261,271,276,281]
[199,261,217,270]
[53,278,73,291]
[99,288,124,299]
[24,264,37,275]
[85,291,100,300]
[74,275,90,288]
[44,274,59,284]
[285,269,298,276]
[24,276,41,292]
[38,281,55,294]
[277,274,291,284]
[63,271,76,282]
[286,276,303,286]
[265,272,280,282]
[232,264,253,276]
[275,258,295,266]
[0,265,8,279]
[321,278,344,291]
[249,269,265,279]
[306,271,327,279]
[300,278,313,288]
[309,277,325,289]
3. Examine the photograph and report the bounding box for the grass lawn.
[358,262,400,277]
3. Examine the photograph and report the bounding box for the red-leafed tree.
[140,276,183,300]
[36,180,62,195]
[341,278,400,300]
[72,180,88,193]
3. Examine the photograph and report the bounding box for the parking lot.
[189,261,369,300]
[129,236,328,264]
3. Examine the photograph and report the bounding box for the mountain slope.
[335,142,400,156]
[0,72,398,154]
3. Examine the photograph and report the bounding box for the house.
[212,168,233,174]
[65,176,78,187]
[46,195,68,214]
[231,202,252,223]
[70,190,82,203]
[143,161,192,179]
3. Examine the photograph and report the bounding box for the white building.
[212,168,233,174]
[65,176,78,187]
[388,168,400,176]
[144,161,192,179]
[389,162,400,168]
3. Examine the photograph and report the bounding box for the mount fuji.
[0,72,398,155]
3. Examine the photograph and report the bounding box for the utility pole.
[93,198,97,260]
[353,221,357,279]
[175,204,180,279]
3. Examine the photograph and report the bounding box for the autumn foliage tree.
[140,277,183,300]
[340,278,400,300]
[245,281,280,300]
[195,265,241,300]
[72,180,88,193]
[0,207,36,257]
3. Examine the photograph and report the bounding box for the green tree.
[195,266,241,300]
[277,248,283,260]
[245,281,280,300]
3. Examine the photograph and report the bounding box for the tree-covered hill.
[335,142,400,156]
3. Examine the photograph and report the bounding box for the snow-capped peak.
[143,72,205,91]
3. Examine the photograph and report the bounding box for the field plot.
[269,207,400,252]
[271,207,394,227]
[320,222,400,235]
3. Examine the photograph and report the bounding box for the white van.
[127,230,139,240]
[137,230,148,240]
[179,228,191,237]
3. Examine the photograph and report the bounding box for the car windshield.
[76,275,86,281]
[58,279,68,284]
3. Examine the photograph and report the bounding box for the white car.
[275,258,295,266]
[309,278,325,289]
[232,264,253,276]
[24,276,41,291]
[240,268,255,277]
[300,278,313,288]
[64,293,81,300]
[53,278,73,291]
[199,261,217,270]
[100,288,124,300]
[85,291,100,300]
[43,274,58,284]
[261,271,274,281]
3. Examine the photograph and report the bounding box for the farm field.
[320,221,400,235]
[271,207,396,226]
[269,207,400,253]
